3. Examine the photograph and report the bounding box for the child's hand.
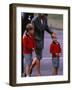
[32,48,35,51]
[56,53,60,57]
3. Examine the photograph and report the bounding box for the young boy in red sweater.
[22,23,36,77]
[50,35,61,75]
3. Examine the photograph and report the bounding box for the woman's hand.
[52,32,56,37]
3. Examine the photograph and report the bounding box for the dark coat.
[32,16,53,49]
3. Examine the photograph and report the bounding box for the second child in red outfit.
[50,35,61,75]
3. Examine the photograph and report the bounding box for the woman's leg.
[35,48,42,76]
[35,58,41,76]
[29,58,36,75]
[29,57,41,76]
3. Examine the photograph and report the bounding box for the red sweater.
[22,34,36,54]
[50,41,61,57]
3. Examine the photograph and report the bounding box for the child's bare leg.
[23,67,26,77]
[25,65,30,77]
[52,67,57,75]
[56,68,58,75]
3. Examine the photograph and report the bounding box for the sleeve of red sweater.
[23,37,32,50]
[50,43,53,53]
[58,43,61,53]
[50,43,56,54]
